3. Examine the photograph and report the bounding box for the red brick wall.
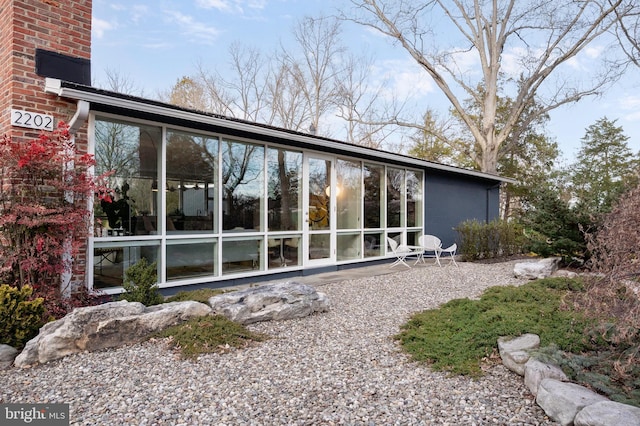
[1,0,93,288]
[0,0,91,141]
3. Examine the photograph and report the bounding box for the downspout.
[61,100,90,297]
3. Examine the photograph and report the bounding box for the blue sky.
[91,0,640,163]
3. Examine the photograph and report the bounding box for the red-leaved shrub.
[0,122,112,319]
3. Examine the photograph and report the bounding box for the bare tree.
[281,16,345,135]
[614,4,640,66]
[163,15,398,147]
[266,60,311,130]
[334,53,403,148]
[95,68,144,97]
[344,0,636,173]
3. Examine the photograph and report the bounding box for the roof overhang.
[45,78,516,184]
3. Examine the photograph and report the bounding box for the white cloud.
[130,5,150,23]
[619,95,640,110]
[444,48,480,77]
[196,0,232,11]
[164,10,221,44]
[618,95,640,121]
[92,17,115,39]
[195,0,266,13]
[374,59,435,100]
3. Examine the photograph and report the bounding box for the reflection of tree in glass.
[166,132,216,181]
[406,171,422,227]
[268,149,301,231]
[364,164,382,228]
[222,140,264,229]
[95,120,161,222]
[95,119,139,183]
[387,169,404,228]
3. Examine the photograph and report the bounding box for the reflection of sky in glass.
[308,158,329,195]
[337,159,361,190]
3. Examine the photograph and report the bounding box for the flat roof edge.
[44,78,515,184]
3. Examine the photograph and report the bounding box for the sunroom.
[45,78,507,295]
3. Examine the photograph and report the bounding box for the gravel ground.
[1,261,557,425]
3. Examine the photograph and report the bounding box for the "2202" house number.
[11,109,54,131]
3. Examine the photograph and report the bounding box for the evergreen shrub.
[0,284,45,349]
[119,258,164,306]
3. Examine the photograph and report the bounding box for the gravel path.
[1,261,556,425]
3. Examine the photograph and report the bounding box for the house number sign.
[10,109,54,131]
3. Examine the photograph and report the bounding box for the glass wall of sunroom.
[91,114,423,291]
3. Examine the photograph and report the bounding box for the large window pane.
[166,239,217,280]
[267,148,302,231]
[338,232,361,261]
[222,237,261,274]
[94,117,161,236]
[407,170,423,227]
[364,232,383,258]
[386,168,405,228]
[337,159,361,230]
[267,235,301,269]
[364,164,383,229]
[309,234,330,260]
[166,130,218,234]
[222,140,264,231]
[93,241,159,289]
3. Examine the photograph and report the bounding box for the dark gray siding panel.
[424,171,501,247]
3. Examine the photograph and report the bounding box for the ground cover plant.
[165,288,224,304]
[156,315,268,359]
[396,277,595,377]
[395,276,640,406]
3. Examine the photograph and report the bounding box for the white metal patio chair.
[386,237,414,268]
[439,243,458,267]
[418,234,443,266]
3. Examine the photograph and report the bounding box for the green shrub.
[156,315,268,358]
[0,284,45,349]
[165,288,224,304]
[521,186,588,264]
[395,277,595,377]
[119,258,164,306]
[455,219,525,261]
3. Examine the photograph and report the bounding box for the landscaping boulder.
[498,333,540,376]
[574,400,640,426]
[14,300,211,367]
[514,257,561,280]
[553,269,579,279]
[0,344,19,370]
[524,358,568,396]
[208,281,330,325]
[536,379,609,426]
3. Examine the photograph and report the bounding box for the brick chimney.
[0,0,92,145]
[0,0,93,290]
